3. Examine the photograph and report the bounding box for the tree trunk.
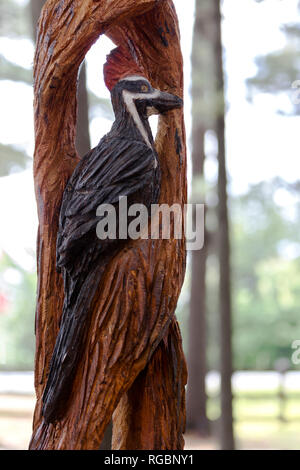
[29,0,187,450]
[188,246,209,434]
[187,0,216,436]
[112,321,186,450]
[213,0,235,450]
[30,1,91,159]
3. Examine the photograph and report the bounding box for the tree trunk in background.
[187,0,216,436]
[213,0,235,450]
[30,0,91,159]
[188,247,208,434]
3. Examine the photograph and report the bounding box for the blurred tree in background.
[187,0,235,449]
[232,178,300,370]
[213,0,234,450]
[187,0,215,437]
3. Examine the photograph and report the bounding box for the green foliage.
[0,0,33,87]
[231,179,300,370]
[201,179,300,371]
[0,253,36,370]
[247,17,300,115]
[0,144,31,176]
[0,0,33,177]
[0,54,32,84]
[0,0,30,38]
[248,47,299,96]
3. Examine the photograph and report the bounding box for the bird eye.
[141,84,149,93]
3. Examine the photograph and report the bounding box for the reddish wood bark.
[30,1,91,160]
[29,0,187,450]
[112,321,186,450]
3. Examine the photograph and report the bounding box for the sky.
[0,0,299,270]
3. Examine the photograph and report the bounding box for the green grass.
[1,391,300,450]
[207,391,300,449]
[236,422,300,450]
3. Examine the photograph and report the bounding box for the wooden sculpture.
[30,0,187,450]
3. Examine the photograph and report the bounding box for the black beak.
[152,90,183,114]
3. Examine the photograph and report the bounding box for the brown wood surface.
[29,0,187,450]
[112,321,186,450]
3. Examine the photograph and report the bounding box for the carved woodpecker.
[42,47,183,423]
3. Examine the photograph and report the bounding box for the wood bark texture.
[29,0,187,450]
[30,1,91,160]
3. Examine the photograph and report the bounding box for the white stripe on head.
[119,75,149,83]
[122,89,160,149]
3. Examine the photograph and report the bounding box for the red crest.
[104,45,145,92]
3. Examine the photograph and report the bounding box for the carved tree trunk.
[29,0,187,450]
[30,0,91,160]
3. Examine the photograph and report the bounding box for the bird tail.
[42,263,105,423]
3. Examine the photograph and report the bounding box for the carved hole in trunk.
[149,115,159,142]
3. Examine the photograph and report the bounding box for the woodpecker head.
[104,46,183,147]
[112,76,183,118]
[108,76,182,148]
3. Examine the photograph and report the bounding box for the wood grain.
[30,0,187,450]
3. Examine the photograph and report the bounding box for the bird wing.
[56,137,158,271]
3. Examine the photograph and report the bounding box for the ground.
[1,393,300,450]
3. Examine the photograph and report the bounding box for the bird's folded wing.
[57,138,156,269]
